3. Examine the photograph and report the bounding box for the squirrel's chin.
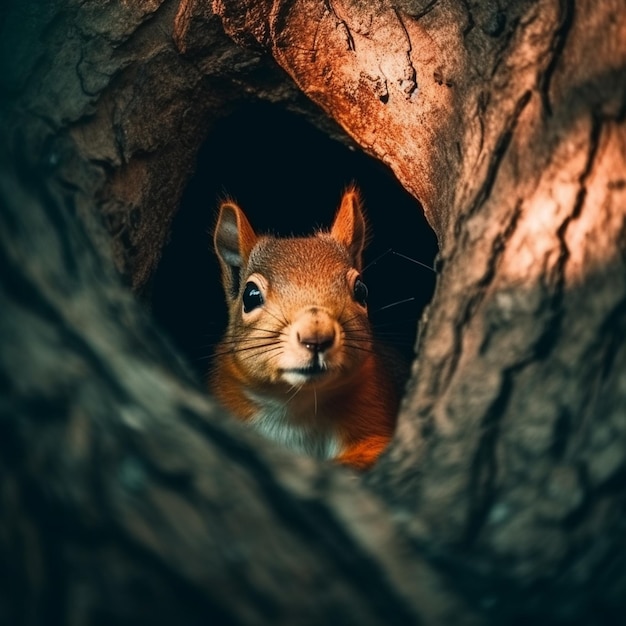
[279,366,336,387]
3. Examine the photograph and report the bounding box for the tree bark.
[0,0,343,292]
[2,0,626,624]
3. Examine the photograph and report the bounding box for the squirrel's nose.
[292,306,338,354]
[297,329,336,354]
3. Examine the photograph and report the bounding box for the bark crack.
[463,361,519,546]
[455,89,531,241]
[326,0,355,51]
[411,0,439,22]
[536,111,603,359]
[538,0,575,117]
[426,200,522,468]
[458,0,476,36]
[394,9,418,98]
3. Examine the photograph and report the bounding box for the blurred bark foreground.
[1,0,626,624]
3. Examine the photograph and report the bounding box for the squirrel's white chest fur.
[245,391,344,460]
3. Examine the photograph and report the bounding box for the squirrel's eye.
[353,276,368,306]
[242,281,264,313]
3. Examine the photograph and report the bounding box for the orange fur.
[209,188,400,470]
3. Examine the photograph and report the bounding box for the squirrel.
[209,187,401,470]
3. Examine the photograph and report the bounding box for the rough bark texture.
[2,0,626,624]
[0,0,346,292]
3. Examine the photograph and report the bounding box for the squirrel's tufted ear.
[330,186,366,270]
[214,201,258,300]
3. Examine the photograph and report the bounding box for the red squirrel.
[209,187,400,470]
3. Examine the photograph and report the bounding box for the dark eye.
[353,276,368,306]
[242,281,264,313]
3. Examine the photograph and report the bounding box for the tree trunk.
[2,0,626,624]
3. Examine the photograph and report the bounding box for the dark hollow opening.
[151,103,438,385]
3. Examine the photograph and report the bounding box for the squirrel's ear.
[330,186,366,270]
[214,201,257,300]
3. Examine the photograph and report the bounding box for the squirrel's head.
[213,187,366,299]
[212,187,372,389]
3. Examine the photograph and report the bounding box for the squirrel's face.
[213,187,373,393]
[226,236,372,390]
